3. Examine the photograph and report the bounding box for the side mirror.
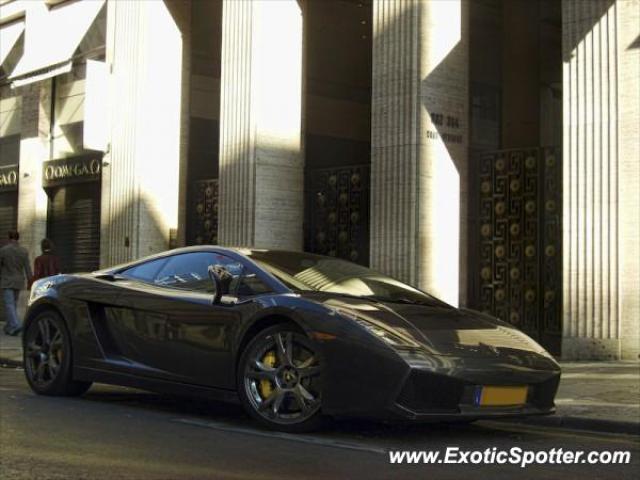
[208,265,224,304]
[208,262,244,304]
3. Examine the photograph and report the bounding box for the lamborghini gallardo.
[24,246,560,431]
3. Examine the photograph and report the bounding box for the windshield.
[246,251,446,306]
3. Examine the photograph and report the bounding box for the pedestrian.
[0,231,33,336]
[29,238,61,288]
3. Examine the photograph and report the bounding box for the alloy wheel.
[25,315,65,388]
[243,331,322,425]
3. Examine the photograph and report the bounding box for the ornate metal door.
[472,147,562,355]
[189,179,218,245]
[305,165,370,266]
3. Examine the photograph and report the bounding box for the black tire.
[23,310,92,396]
[237,324,323,433]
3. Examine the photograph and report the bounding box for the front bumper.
[322,338,560,421]
[389,364,560,421]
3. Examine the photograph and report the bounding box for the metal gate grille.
[0,191,18,244]
[305,165,369,265]
[189,179,218,245]
[47,183,101,273]
[473,147,562,354]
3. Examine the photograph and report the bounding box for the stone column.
[371,0,469,306]
[101,0,185,266]
[16,82,49,261]
[617,0,640,361]
[165,0,191,249]
[561,0,639,360]
[14,82,50,320]
[217,0,304,250]
[501,0,540,148]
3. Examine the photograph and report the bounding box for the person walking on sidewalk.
[0,231,32,336]
[28,238,61,289]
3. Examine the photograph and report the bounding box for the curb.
[0,357,22,368]
[0,350,23,369]
[495,415,640,436]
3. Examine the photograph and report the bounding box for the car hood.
[300,292,555,362]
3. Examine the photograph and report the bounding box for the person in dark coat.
[30,238,61,288]
[0,231,32,336]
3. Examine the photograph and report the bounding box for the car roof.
[91,246,296,296]
[96,245,305,274]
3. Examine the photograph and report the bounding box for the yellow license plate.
[478,386,528,406]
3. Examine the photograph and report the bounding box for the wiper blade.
[325,291,365,300]
[94,272,126,282]
[369,295,439,306]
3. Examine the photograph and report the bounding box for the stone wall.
[371,0,469,306]
[561,0,639,360]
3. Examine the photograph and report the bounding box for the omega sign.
[43,156,102,187]
[0,165,19,191]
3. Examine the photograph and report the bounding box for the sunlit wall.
[371,0,468,307]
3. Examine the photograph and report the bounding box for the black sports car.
[24,246,560,432]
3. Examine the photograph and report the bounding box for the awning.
[0,20,24,67]
[9,0,105,87]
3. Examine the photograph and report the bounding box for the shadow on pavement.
[76,383,567,446]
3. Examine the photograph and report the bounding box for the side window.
[236,275,272,296]
[208,254,272,296]
[154,252,218,292]
[151,252,272,296]
[121,258,167,282]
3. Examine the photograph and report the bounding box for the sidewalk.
[0,326,22,367]
[1,325,638,435]
[511,361,640,435]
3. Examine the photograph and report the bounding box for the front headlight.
[29,279,54,304]
[352,317,418,348]
[332,307,420,348]
[504,326,557,361]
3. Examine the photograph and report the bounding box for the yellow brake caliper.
[259,350,277,398]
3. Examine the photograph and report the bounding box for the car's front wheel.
[23,310,92,396]
[238,324,323,432]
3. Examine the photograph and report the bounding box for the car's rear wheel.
[238,324,323,432]
[24,310,92,396]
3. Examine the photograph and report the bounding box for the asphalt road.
[1,367,638,480]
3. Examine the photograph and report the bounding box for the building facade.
[0,0,638,360]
